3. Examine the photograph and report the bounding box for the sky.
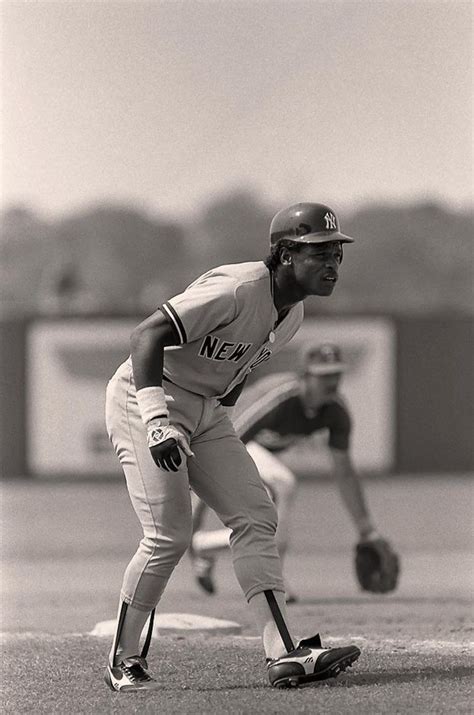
[2,0,472,219]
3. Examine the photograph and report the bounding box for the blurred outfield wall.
[1,315,473,477]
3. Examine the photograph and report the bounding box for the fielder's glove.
[355,535,400,593]
[147,419,194,472]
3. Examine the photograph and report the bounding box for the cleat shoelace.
[121,660,152,683]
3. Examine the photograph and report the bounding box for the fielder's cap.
[303,343,346,375]
[270,202,354,246]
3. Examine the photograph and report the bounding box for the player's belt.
[162,373,218,401]
[162,374,200,396]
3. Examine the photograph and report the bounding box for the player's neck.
[299,387,323,415]
[271,266,306,314]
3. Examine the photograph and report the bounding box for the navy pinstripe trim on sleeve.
[160,302,187,344]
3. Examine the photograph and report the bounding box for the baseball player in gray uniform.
[104,202,361,691]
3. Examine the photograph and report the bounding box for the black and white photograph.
[1,0,472,712]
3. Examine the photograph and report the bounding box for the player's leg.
[189,491,222,594]
[189,408,361,685]
[190,443,297,564]
[107,404,193,659]
[189,405,240,593]
[192,525,231,553]
[103,601,156,692]
[104,367,194,690]
[246,442,298,600]
[190,441,298,597]
[264,590,361,688]
[189,423,290,657]
[191,490,208,533]
[246,441,297,562]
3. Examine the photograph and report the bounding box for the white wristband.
[136,386,169,425]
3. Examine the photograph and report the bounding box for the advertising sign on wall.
[27,317,395,476]
[27,320,136,475]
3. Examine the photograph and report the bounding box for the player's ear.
[280,248,292,266]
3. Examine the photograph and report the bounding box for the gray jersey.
[158,261,304,399]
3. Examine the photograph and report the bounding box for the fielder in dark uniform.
[191,343,396,602]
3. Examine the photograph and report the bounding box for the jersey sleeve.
[233,374,298,442]
[324,401,352,450]
[160,270,238,345]
[236,408,278,444]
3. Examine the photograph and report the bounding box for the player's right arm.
[130,309,194,472]
[131,270,238,471]
[130,308,178,389]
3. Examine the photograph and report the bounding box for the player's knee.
[172,531,193,560]
[141,525,192,564]
[228,499,278,546]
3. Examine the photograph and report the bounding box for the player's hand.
[355,534,400,593]
[146,419,194,472]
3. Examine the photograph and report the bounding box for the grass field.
[1,474,473,713]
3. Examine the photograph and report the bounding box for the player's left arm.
[324,400,377,539]
[329,447,376,540]
[326,402,399,591]
[330,431,400,595]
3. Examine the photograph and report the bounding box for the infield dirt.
[1,474,473,713]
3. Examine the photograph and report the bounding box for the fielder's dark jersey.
[233,372,351,452]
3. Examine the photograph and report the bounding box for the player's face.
[303,372,341,407]
[291,241,343,296]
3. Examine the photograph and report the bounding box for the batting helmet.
[303,343,346,375]
[270,203,354,246]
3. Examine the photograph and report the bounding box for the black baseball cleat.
[104,655,159,692]
[191,554,216,595]
[267,634,361,688]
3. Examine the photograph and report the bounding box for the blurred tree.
[195,189,274,268]
[1,196,472,317]
[331,202,474,315]
[49,204,189,314]
[0,205,54,316]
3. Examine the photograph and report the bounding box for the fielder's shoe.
[191,554,216,595]
[267,634,361,688]
[104,655,158,692]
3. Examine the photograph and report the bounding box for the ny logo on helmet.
[324,212,337,230]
